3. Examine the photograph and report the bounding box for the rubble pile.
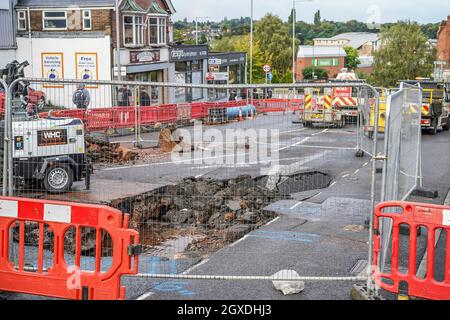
[113,175,286,245]
[86,135,138,164]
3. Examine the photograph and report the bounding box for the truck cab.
[400,80,450,135]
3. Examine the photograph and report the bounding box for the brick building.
[437,15,450,69]
[295,46,346,81]
[14,0,175,107]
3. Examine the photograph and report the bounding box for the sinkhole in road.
[14,171,332,260]
[111,170,332,256]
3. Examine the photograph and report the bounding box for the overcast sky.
[171,0,449,24]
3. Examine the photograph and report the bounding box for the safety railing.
[373,201,450,300]
[0,196,139,300]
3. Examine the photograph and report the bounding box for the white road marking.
[312,129,329,136]
[329,181,337,187]
[289,201,303,210]
[181,259,210,275]
[265,216,280,226]
[353,169,360,175]
[136,291,155,301]
[276,137,310,152]
[342,174,350,178]
[229,235,249,248]
[312,192,322,199]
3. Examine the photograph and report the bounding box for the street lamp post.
[292,0,312,84]
[250,0,253,86]
[195,17,210,45]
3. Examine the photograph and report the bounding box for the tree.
[199,34,208,44]
[371,22,436,87]
[343,46,360,70]
[314,10,321,26]
[302,66,328,80]
[255,14,295,77]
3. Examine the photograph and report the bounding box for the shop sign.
[205,72,229,81]
[130,50,161,64]
[170,45,208,62]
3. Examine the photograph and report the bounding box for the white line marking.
[312,192,322,199]
[342,174,350,178]
[353,169,360,175]
[276,137,310,152]
[312,129,329,136]
[265,216,280,226]
[136,291,155,301]
[329,181,337,187]
[362,162,369,167]
[289,201,303,210]
[229,235,249,248]
[181,259,210,275]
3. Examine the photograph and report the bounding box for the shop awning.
[126,62,170,74]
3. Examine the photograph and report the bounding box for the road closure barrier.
[0,196,139,300]
[372,201,450,300]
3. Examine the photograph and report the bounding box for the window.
[82,10,91,30]
[17,10,27,31]
[43,11,67,30]
[123,15,144,46]
[312,58,339,67]
[149,16,166,45]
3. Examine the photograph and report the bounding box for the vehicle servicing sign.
[41,52,64,88]
[38,129,68,146]
[333,87,352,97]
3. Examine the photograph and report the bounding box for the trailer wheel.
[44,164,73,193]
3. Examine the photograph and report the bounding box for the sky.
[171,0,450,24]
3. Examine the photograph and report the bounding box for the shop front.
[125,49,170,105]
[169,45,208,103]
[207,52,246,101]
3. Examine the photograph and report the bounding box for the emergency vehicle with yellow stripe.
[301,87,346,128]
[400,80,450,135]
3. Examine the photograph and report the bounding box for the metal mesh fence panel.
[378,82,423,285]
[3,78,381,300]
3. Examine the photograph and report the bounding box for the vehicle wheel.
[37,96,46,111]
[443,118,450,131]
[430,118,438,135]
[43,164,73,194]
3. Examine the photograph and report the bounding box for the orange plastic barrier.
[373,201,450,300]
[37,99,305,132]
[0,196,139,300]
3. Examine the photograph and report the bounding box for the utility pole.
[292,0,313,83]
[250,0,253,86]
[195,17,209,45]
[115,0,122,80]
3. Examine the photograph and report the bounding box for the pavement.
[1,113,449,300]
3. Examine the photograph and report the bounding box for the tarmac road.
[2,114,449,300]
